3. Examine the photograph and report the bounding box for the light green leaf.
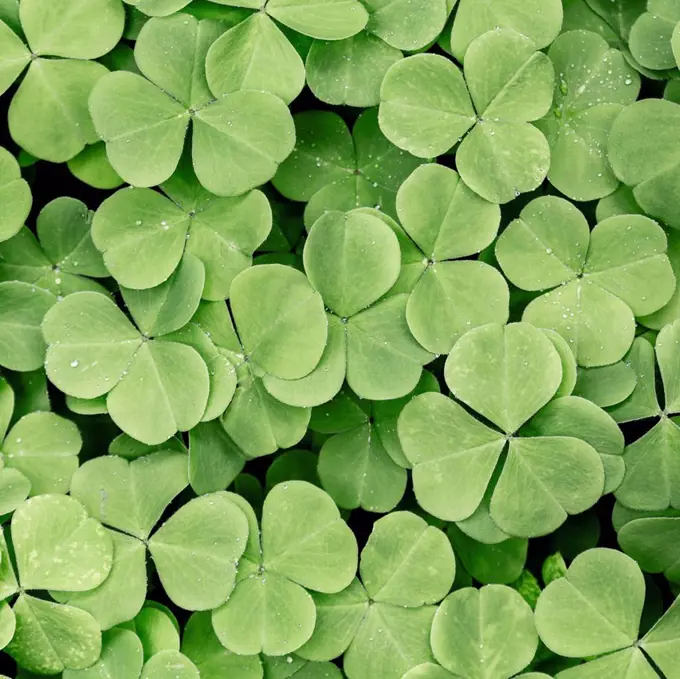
[149,492,249,610]
[54,530,147,630]
[192,91,295,197]
[134,604,180,659]
[206,12,305,105]
[431,586,538,679]
[182,611,263,679]
[360,512,455,606]
[573,361,637,408]
[266,0,369,40]
[305,32,402,108]
[211,571,316,656]
[67,142,124,190]
[89,71,189,187]
[230,264,327,380]
[445,322,563,434]
[0,146,31,243]
[3,411,81,495]
[70,450,189,540]
[10,59,107,163]
[379,54,475,158]
[303,210,401,317]
[0,20,29,96]
[655,318,680,412]
[0,468,30,516]
[20,0,124,59]
[263,481,358,593]
[318,422,407,513]
[363,0,447,50]
[62,628,143,679]
[0,601,15,651]
[188,420,245,494]
[121,253,205,337]
[535,548,644,657]
[398,392,505,522]
[141,651,199,679]
[12,494,113,591]
[7,595,102,675]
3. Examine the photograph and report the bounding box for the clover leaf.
[449,0,563,62]
[379,28,555,203]
[67,143,124,191]
[613,503,680,585]
[535,547,680,679]
[391,163,508,354]
[297,511,454,679]
[536,30,640,201]
[211,482,358,657]
[628,0,680,71]
[2,495,113,673]
[305,32,402,108]
[0,280,56,372]
[263,209,432,405]
[0,197,109,297]
[399,322,606,537]
[0,147,30,243]
[71,454,250,612]
[0,380,82,511]
[0,0,124,162]
[311,374,439,512]
[273,109,424,228]
[42,291,210,444]
[496,196,675,366]
[91,158,271,296]
[410,584,538,679]
[610,321,680,511]
[89,13,295,194]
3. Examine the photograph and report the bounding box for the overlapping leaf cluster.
[2,0,680,677]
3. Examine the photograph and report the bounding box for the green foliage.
[2,1,680,677]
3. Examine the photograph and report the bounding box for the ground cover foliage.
[2,0,680,677]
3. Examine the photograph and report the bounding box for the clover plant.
[3,1,680,677]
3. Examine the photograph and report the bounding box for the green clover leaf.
[536,547,680,679]
[297,511,454,679]
[90,13,295,194]
[211,482,358,657]
[379,28,554,203]
[273,109,425,228]
[399,322,605,537]
[0,0,124,162]
[496,196,675,366]
[0,197,109,297]
[629,0,680,71]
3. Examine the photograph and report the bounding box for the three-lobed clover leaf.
[42,290,210,444]
[262,209,432,405]
[89,13,295,195]
[399,322,607,538]
[211,482,358,657]
[273,109,424,228]
[496,196,675,366]
[297,510,455,679]
[0,197,109,297]
[535,547,680,679]
[0,147,31,243]
[379,28,555,203]
[91,157,271,297]
[0,0,124,162]
[536,30,641,201]
[69,452,250,613]
[393,163,508,355]
[2,495,113,674]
